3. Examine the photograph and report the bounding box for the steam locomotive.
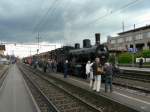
[23,33,109,79]
[66,33,109,78]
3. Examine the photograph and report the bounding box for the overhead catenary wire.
[80,0,142,27]
[74,0,143,41]
[33,0,59,33]
[32,0,144,47]
[37,3,60,32]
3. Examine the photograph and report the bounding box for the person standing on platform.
[139,57,144,68]
[92,58,103,92]
[104,62,113,93]
[43,60,47,73]
[53,60,57,72]
[85,61,94,88]
[86,61,91,78]
[47,59,52,72]
[64,60,69,78]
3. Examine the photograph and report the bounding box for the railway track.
[0,65,9,88]
[19,64,104,112]
[19,63,139,112]
[19,66,59,112]
[114,70,150,93]
[117,70,150,83]
[113,80,150,94]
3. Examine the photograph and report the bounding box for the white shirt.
[86,63,93,75]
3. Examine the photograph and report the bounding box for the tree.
[118,52,132,64]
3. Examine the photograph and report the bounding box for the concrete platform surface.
[0,64,37,112]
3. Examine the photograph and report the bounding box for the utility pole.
[29,47,31,57]
[132,24,136,67]
[122,21,125,32]
[36,32,41,54]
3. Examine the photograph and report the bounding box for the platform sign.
[128,48,137,53]
[0,45,5,50]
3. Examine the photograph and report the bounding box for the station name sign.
[0,45,5,50]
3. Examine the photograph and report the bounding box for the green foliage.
[142,50,150,58]
[108,54,115,64]
[135,52,142,58]
[118,52,132,64]
[135,50,150,58]
[113,50,150,64]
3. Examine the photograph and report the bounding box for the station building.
[107,25,150,51]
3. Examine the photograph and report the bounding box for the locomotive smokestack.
[83,39,91,48]
[75,43,80,49]
[95,33,100,46]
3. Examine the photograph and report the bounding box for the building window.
[135,34,143,40]
[110,40,116,44]
[117,46,125,50]
[117,38,124,43]
[130,44,133,48]
[147,32,150,38]
[126,36,132,42]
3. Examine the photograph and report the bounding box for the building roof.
[118,25,150,35]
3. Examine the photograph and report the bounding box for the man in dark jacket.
[43,60,47,73]
[104,62,113,93]
[64,60,69,78]
[139,57,143,68]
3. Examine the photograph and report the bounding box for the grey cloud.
[0,0,150,44]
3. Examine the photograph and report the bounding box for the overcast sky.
[1,0,150,56]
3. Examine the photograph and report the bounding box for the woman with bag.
[92,58,103,92]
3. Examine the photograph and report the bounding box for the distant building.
[0,45,5,55]
[107,25,150,51]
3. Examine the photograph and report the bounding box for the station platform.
[0,64,37,112]
[40,70,150,112]
[0,65,9,75]
[119,66,150,72]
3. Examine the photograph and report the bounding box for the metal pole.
[132,24,136,67]
[36,32,40,54]
[122,21,125,32]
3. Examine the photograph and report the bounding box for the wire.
[82,0,142,26]
[37,3,59,32]
[33,0,59,33]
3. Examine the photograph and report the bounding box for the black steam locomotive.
[66,33,109,78]
[23,33,109,79]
